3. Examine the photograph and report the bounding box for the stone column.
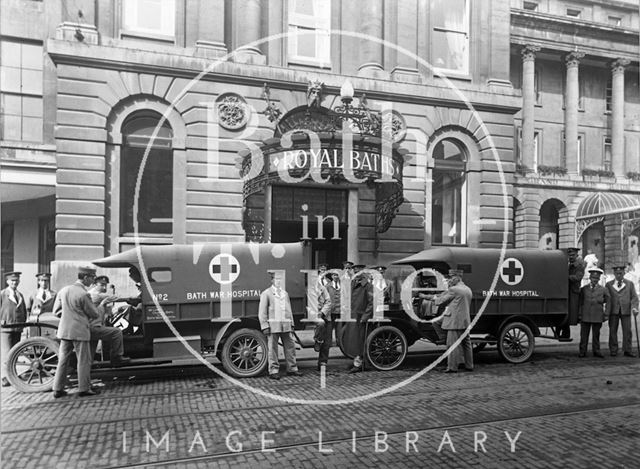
[233,0,265,64]
[357,0,387,78]
[391,0,420,82]
[195,0,228,58]
[611,58,629,176]
[564,51,584,174]
[521,45,539,172]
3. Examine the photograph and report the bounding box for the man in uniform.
[424,270,473,373]
[344,264,373,373]
[606,266,639,357]
[578,267,609,358]
[0,272,27,387]
[88,275,131,366]
[52,266,101,397]
[318,271,341,370]
[559,247,586,341]
[27,272,57,316]
[259,272,302,380]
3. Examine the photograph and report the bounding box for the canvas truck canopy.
[92,242,307,322]
[393,247,568,302]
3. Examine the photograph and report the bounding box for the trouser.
[609,314,632,354]
[560,291,580,338]
[353,315,367,367]
[53,339,92,393]
[90,326,124,362]
[317,318,336,365]
[579,322,602,355]
[446,330,473,371]
[1,330,22,382]
[267,332,298,375]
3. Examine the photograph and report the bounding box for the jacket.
[27,289,57,315]
[53,281,100,341]
[350,277,373,322]
[578,283,609,323]
[325,281,341,317]
[605,279,639,317]
[258,287,294,333]
[435,281,472,330]
[569,257,586,295]
[0,287,27,330]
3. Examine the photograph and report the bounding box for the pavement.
[1,323,639,468]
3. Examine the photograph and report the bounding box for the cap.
[94,275,110,284]
[342,261,354,268]
[353,264,366,270]
[4,271,21,280]
[78,266,97,276]
[566,247,580,253]
[35,272,52,280]
[612,265,627,273]
[317,263,328,270]
[447,269,464,277]
[588,267,604,276]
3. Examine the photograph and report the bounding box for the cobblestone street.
[1,332,639,468]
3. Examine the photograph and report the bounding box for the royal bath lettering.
[276,148,398,177]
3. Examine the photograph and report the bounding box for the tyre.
[220,328,268,378]
[6,337,59,393]
[336,322,355,359]
[365,325,407,371]
[497,321,535,364]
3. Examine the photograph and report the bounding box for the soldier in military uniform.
[0,272,27,387]
[559,247,586,341]
[578,268,609,358]
[27,272,57,316]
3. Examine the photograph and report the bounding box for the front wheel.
[220,328,268,378]
[365,325,407,371]
[6,337,59,393]
[498,322,535,364]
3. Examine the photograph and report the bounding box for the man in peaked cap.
[605,265,639,357]
[27,272,57,317]
[51,266,101,397]
[559,247,586,341]
[578,267,609,358]
[0,272,27,386]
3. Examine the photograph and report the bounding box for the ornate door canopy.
[575,192,640,242]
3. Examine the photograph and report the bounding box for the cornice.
[47,40,522,115]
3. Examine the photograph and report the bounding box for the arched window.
[120,112,173,235]
[431,138,467,244]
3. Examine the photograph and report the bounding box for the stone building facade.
[0,0,638,289]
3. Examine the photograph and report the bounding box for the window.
[122,0,175,38]
[607,16,622,27]
[566,8,581,18]
[0,40,43,142]
[605,76,612,113]
[523,1,538,11]
[431,139,467,245]
[120,112,173,235]
[561,132,584,172]
[516,128,540,172]
[603,137,612,171]
[432,0,469,75]
[287,0,331,66]
[534,67,541,104]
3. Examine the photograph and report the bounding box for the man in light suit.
[27,272,57,316]
[0,272,27,387]
[51,266,101,397]
[578,268,609,358]
[606,265,639,357]
[426,269,473,373]
[258,271,302,380]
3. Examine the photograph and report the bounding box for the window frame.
[603,136,612,171]
[120,0,177,43]
[286,0,332,68]
[431,0,470,76]
[516,127,541,172]
[561,131,585,172]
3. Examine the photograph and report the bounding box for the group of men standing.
[564,247,639,358]
[0,267,131,395]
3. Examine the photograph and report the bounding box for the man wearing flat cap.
[27,273,57,317]
[578,267,609,358]
[605,266,639,357]
[0,272,27,387]
[423,269,473,373]
[51,266,101,397]
[559,247,586,341]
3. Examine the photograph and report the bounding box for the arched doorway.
[582,222,605,269]
[538,199,562,250]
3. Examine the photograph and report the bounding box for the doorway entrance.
[270,186,348,268]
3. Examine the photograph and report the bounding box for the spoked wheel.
[365,325,407,371]
[498,322,535,364]
[7,337,59,393]
[221,328,268,378]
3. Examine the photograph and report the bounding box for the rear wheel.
[221,328,268,378]
[7,337,59,393]
[365,325,407,371]
[498,322,534,363]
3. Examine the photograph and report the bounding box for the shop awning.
[575,192,640,220]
